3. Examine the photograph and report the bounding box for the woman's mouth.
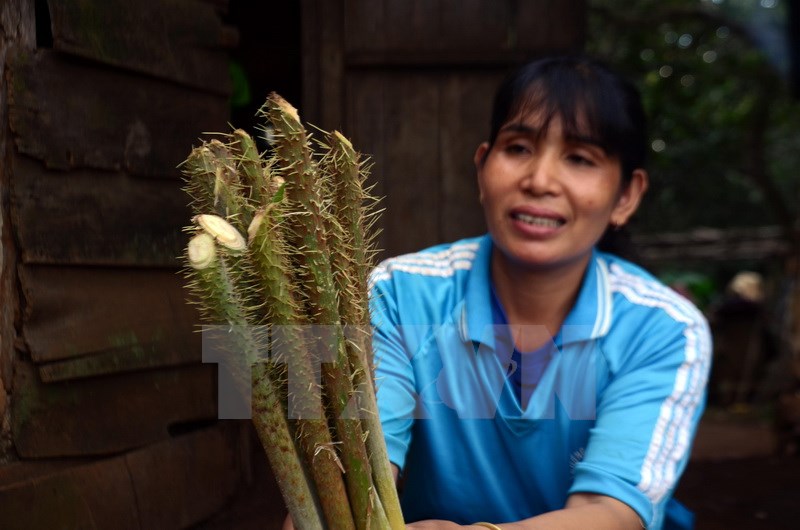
[511,212,565,228]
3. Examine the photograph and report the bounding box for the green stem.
[231,128,271,206]
[186,239,324,530]
[249,207,357,530]
[262,94,387,530]
[324,132,404,530]
[182,140,254,232]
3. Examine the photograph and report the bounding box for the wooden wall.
[303,0,587,259]
[0,1,282,528]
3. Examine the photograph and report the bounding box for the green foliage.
[587,0,800,234]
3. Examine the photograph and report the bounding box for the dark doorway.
[225,1,303,147]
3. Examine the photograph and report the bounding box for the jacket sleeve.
[569,308,712,529]
[369,266,417,471]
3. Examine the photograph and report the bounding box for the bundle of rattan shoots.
[181,94,403,530]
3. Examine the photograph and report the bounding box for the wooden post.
[0,0,35,461]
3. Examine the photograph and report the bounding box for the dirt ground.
[674,411,800,530]
[677,455,800,529]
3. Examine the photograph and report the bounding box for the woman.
[370,55,711,529]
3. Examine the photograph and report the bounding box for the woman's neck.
[491,249,589,351]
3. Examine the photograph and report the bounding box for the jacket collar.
[458,235,612,348]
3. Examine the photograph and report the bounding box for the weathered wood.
[517,0,586,52]
[439,73,504,243]
[345,0,439,53]
[0,459,82,487]
[301,0,323,125]
[347,72,505,257]
[193,424,288,530]
[47,0,236,95]
[345,0,524,54]
[20,265,201,370]
[0,423,243,529]
[305,0,586,260]
[11,155,190,267]
[0,0,35,453]
[37,344,196,384]
[7,48,229,177]
[0,0,36,50]
[438,0,518,51]
[125,423,242,529]
[0,453,141,530]
[200,0,232,14]
[301,0,346,131]
[345,49,535,68]
[344,0,585,55]
[633,226,791,263]
[11,360,218,457]
[349,73,441,257]
[345,73,388,255]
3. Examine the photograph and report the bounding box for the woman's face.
[474,113,647,274]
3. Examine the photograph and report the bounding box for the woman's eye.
[506,143,530,155]
[567,153,595,166]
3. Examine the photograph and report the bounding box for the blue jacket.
[370,235,711,529]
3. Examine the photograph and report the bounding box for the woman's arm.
[406,493,641,530]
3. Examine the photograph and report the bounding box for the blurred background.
[1,0,799,528]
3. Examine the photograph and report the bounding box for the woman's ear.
[474,142,489,168]
[474,142,490,203]
[610,169,649,226]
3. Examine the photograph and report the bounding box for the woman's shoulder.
[369,236,484,290]
[599,251,708,330]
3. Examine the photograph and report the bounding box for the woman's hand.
[407,522,485,529]
[284,511,482,529]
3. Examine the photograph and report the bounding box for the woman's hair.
[486,55,648,183]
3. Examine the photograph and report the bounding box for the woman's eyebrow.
[498,123,538,135]
[498,124,607,152]
[565,134,605,149]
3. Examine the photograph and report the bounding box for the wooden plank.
[37,344,196,384]
[193,424,288,530]
[11,360,218,457]
[0,459,83,488]
[349,72,441,257]
[7,48,229,177]
[0,423,244,529]
[0,0,35,450]
[632,226,791,263]
[126,422,242,529]
[346,73,389,257]
[20,265,200,369]
[319,0,345,131]
[301,0,345,130]
[438,0,517,52]
[517,0,586,52]
[301,0,323,125]
[439,73,503,243]
[345,49,535,68]
[345,0,440,53]
[0,454,141,530]
[0,0,36,50]
[345,0,584,54]
[343,0,386,53]
[47,0,236,94]
[11,155,191,267]
[200,0,232,14]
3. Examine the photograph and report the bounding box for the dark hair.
[486,55,648,183]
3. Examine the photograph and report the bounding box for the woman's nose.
[522,154,559,195]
